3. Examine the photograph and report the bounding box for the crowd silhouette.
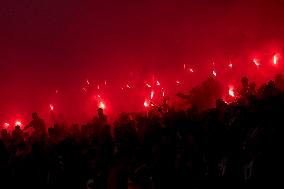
[1,74,284,189]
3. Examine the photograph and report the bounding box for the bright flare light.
[150,91,154,99]
[15,121,22,126]
[176,80,180,84]
[146,83,151,88]
[190,68,194,73]
[156,81,160,86]
[273,54,278,65]
[126,84,131,88]
[228,86,235,97]
[213,70,217,77]
[144,100,149,107]
[50,104,54,111]
[86,80,90,85]
[253,58,260,66]
[4,123,10,127]
[229,63,233,68]
[162,91,165,97]
[99,101,105,109]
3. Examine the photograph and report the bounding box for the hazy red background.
[1,0,284,124]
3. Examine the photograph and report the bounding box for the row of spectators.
[0,74,284,189]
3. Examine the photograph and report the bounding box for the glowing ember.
[213,70,217,77]
[146,83,151,88]
[229,63,233,68]
[99,101,105,109]
[190,68,194,73]
[15,121,22,126]
[150,91,154,99]
[50,104,54,111]
[4,123,10,127]
[144,100,149,107]
[156,81,160,86]
[253,58,260,66]
[126,84,131,88]
[176,80,180,84]
[228,86,235,97]
[273,54,278,65]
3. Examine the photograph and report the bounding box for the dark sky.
[1,0,284,122]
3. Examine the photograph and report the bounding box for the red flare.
[15,121,22,126]
[126,84,131,88]
[50,104,54,111]
[273,54,278,65]
[150,91,154,99]
[97,94,101,98]
[146,83,151,88]
[190,68,194,73]
[162,91,165,97]
[253,58,260,66]
[183,64,186,70]
[86,80,90,85]
[156,81,160,86]
[97,85,100,90]
[213,70,217,77]
[229,86,235,97]
[144,100,149,107]
[229,63,233,68]
[176,80,180,84]
[4,123,10,128]
[99,101,105,109]
[104,81,107,85]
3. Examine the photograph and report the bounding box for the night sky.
[1,0,284,123]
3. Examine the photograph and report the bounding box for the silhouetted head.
[32,112,39,120]
[97,108,104,115]
[15,125,21,130]
[241,76,249,87]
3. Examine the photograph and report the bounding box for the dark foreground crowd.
[1,75,284,189]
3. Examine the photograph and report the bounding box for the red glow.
[126,84,131,88]
[156,81,160,86]
[176,80,180,84]
[82,87,87,92]
[150,91,154,99]
[97,94,101,98]
[146,83,151,88]
[15,121,22,126]
[144,100,149,107]
[162,91,165,97]
[273,54,278,65]
[97,85,100,90]
[99,101,105,109]
[190,68,194,73]
[104,81,107,85]
[86,80,90,85]
[228,86,235,97]
[253,58,260,66]
[229,63,233,68]
[213,70,217,77]
[50,104,54,111]
[55,90,59,94]
[4,122,10,128]
[183,64,186,70]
